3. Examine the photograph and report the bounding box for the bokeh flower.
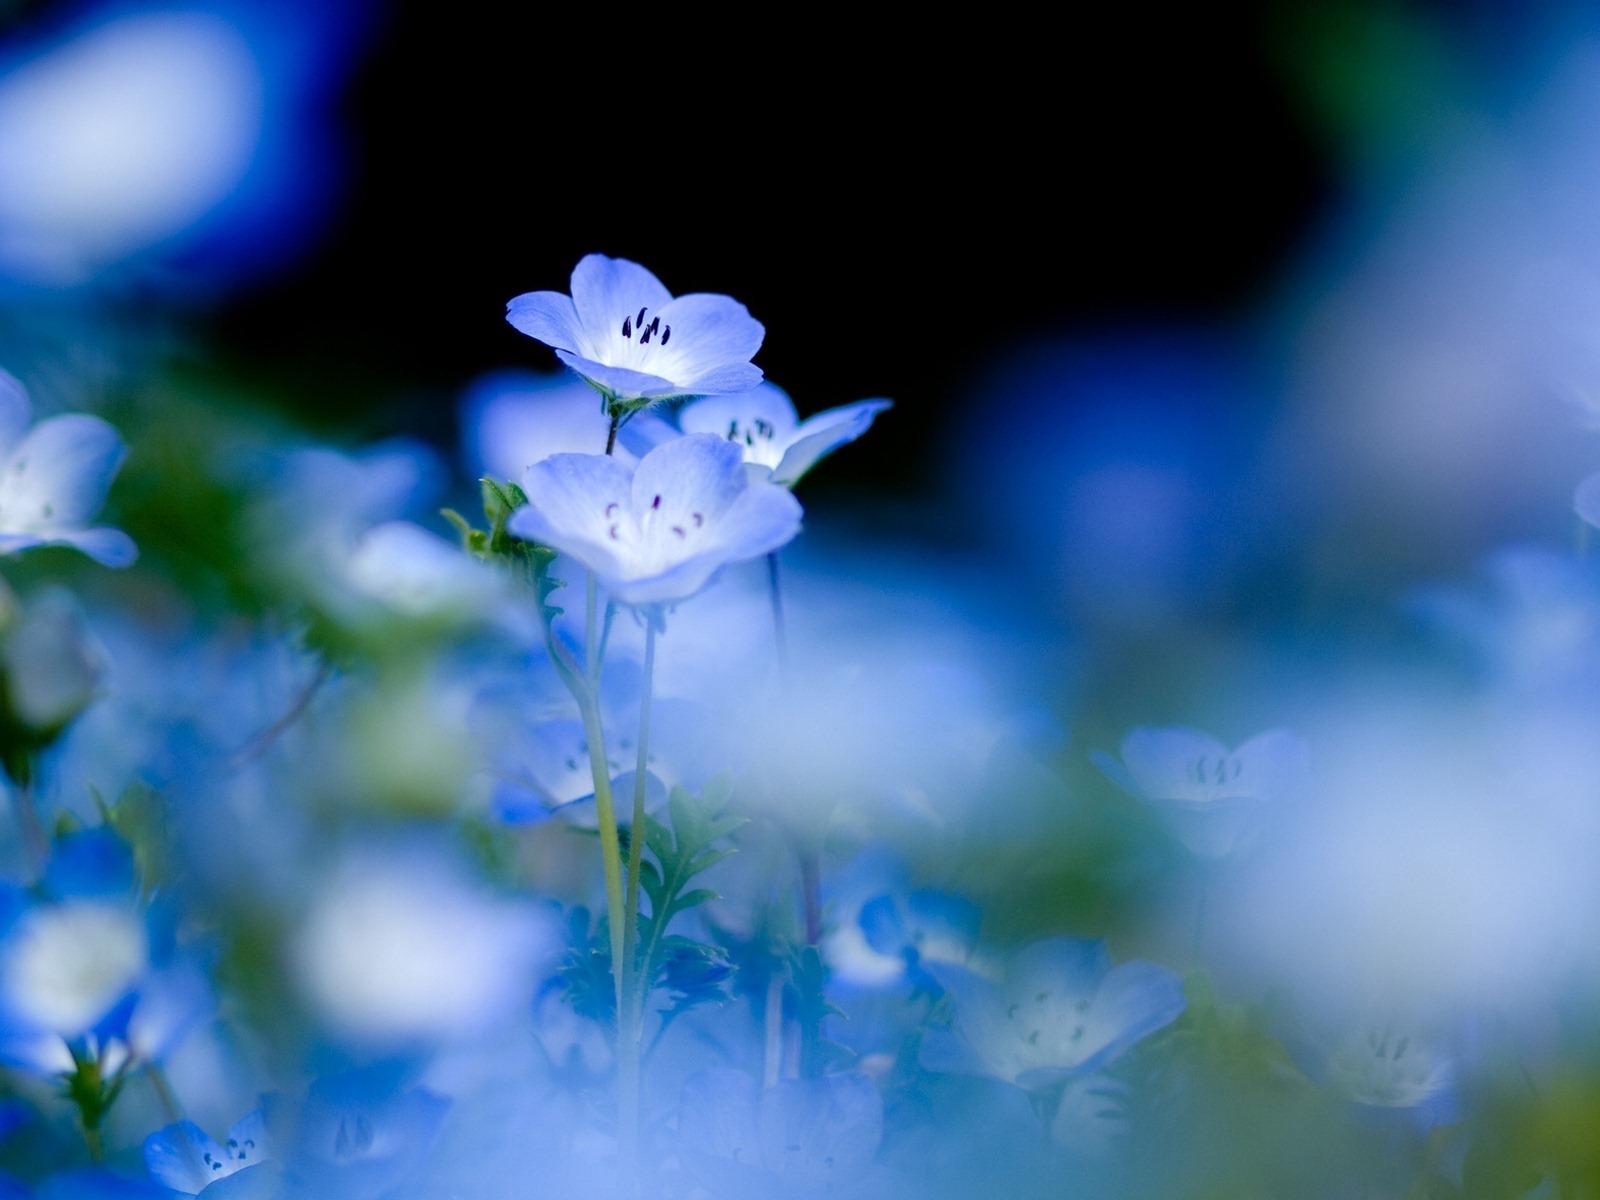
[921,937,1185,1087]
[0,369,134,566]
[1093,726,1310,861]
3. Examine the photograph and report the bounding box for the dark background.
[198,4,1342,506]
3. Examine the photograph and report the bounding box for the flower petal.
[144,1119,226,1193]
[506,290,584,354]
[552,350,679,400]
[37,526,138,567]
[773,398,892,486]
[509,451,633,577]
[0,370,32,455]
[678,385,799,435]
[654,292,765,393]
[0,413,126,533]
[1071,959,1186,1074]
[1118,726,1229,800]
[630,433,748,526]
[569,254,673,348]
[703,479,803,564]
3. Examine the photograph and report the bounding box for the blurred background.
[10,4,1600,1194]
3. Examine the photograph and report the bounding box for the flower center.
[1192,754,1241,787]
[620,306,672,347]
[602,497,706,564]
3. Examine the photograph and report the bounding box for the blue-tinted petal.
[1118,726,1227,798]
[44,527,137,567]
[630,434,747,526]
[1068,959,1186,1075]
[772,399,892,486]
[552,350,677,400]
[143,1120,223,1193]
[672,361,765,397]
[757,1073,882,1184]
[654,293,765,393]
[700,480,802,565]
[44,828,135,899]
[678,1067,760,1161]
[568,254,672,344]
[0,414,126,530]
[615,409,679,457]
[857,894,907,958]
[509,451,633,574]
[0,370,31,454]
[1010,936,1113,999]
[677,385,800,443]
[505,290,582,353]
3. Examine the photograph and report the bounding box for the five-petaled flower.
[919,936,1186,1087]
[506,254,765,412]
[0,369,135,566]
[1092,726,1310,861]
[507,433,801,608]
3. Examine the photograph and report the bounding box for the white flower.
[1094,726,1309,860]
[0,369,134,566]
[677,384,890,487]
[507,433,801,607]
[507,254,764,407]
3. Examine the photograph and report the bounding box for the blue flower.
[920,936,1185,1087]
[144,1111,269,1195]
[0,370,134,566]
[506,255,764,409]
[1092,726,1309,861]
[257,1067,450,1200]
[507,433,801,607]
[677,1068,884,1197]
[679,385,889,487]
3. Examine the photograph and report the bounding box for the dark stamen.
[651,494,661,509]
[636,306,647,328]
[660,324,671,346]
[608,523,619,539]
[692,512,702,526]
[604,502,618,517]
[672,525,685,537]
[621,316,632,338]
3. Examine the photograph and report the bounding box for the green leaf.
[669,887,719,914]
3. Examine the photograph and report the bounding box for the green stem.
[616,616,658,1188]
[585,573,601,685]
[621,617,658,991]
